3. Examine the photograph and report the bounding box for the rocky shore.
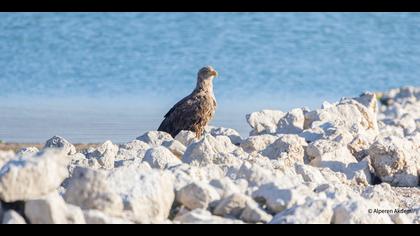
[0,87,419,224]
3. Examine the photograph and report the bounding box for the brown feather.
[158,67,217,138]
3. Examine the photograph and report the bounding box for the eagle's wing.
[163,94,192,118]
[158,93,215,138]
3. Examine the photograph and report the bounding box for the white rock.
[209,177,241,198]
[175,130,198,147]
[240,199,273,223]
[246,110,285,135]
[107,167,175,223]
[64,167,125,216]
[378,123,405,138]
[307,139,358,175]
[174,209,244,224]
[0,149,70,202]
[237,162,275,187]
[261,135,307,164]
[321,101,334,109]
[83,210,134,224]
[115,158,153,171]
[381,86,420,104]
[143,146,182,169]
[16,147,39,158]
[252,183,312,213]
[176,182,220,210]
[136,131,173,147]
[240,134,278,153]
[0,150,15,169]
[84,141,118,169]
[305,100,379,143]
[295,163,328,185]
[169,164,225,191]
[332,200,393,224]
[353,92,378,112]
[44,136,76,155]
[347,134,373,161]
[368,136,418,187]
[397,113,417,135]
[182,134,244,168]
[2,210,26,224]
[270,199,333,224]
[162,140,186,159]
[299,128,325,143]
[70,153,101,170]
[346,158,373,186]
[213,193,248,218]
[25,191,85,224]
[276,108,305,134]
[207,127,243,145]
[213,193,272,223]
[116,140,150,162]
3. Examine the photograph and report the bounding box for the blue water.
[1,13,420,143]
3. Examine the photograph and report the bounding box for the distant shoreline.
[0,143,99,153]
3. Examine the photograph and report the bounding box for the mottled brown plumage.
[158,66,218,138]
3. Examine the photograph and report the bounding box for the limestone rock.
[116,140,150,162]
[332,200,393,224]
[252,183,312,214]
[213,193,272,223]
[0,150,15,169]
[136,131,173,147]
[182,134,244,167]
[169,164,225,191]
[240,134,278,154]
[175,130,198,147]
[207,126,243,145]
[246,110,285,135]
[64,167,124,216]
[240,200,273,223]
[16,147,39,158]
[213,193,248,218]
[347,134,373,161]
[368,136,418,187]
[261,135,307,164]
[176,182,220,210]
[84,141,118,169]
[162,140,186,159]
[44,136,76,155]
[174,209,244,224]
[0,149,70,202]
[107,167,175,223]
[143,146,182,169]
[353,92,378,112]
[276,108,305,134]
[307,139,358,175]
[25,191,85,224]
[270,199,333,224]
[209,177,241,198]
[237,161,275,187]
[304,100,379,144]
[83,210,134,224]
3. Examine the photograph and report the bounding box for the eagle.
[158,66,218,138]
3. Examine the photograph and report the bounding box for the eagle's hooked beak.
[211,69,218,77]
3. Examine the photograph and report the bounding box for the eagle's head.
[198,66,218,80]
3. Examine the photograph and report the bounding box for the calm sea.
[1,13,420,143]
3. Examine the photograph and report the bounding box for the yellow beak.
[211,70,218,77]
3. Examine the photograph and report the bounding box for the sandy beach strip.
[0,143,99,153]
